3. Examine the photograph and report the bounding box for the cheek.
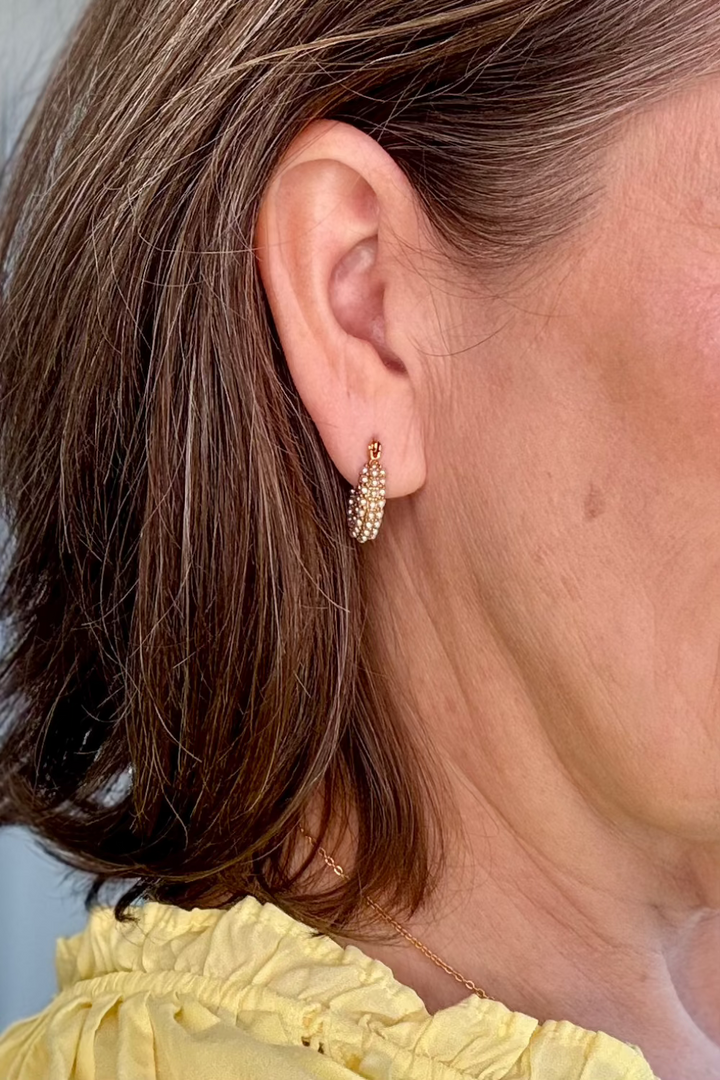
[590,275,720,824]
[660,276,720,402]
[527,264,720,835]
[606,271,720,479]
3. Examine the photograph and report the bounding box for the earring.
[347,439,386,543]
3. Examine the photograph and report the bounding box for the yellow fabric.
[0,894,658,1079]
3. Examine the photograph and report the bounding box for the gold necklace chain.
[298,825,491,1001]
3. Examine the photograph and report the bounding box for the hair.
[0,0,718,938]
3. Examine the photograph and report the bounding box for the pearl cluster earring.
[347,439,386,542]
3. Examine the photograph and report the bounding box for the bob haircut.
[1,0,719,939]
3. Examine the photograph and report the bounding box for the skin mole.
[583,482,606,521]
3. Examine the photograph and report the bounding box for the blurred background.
[0,0,91,1034]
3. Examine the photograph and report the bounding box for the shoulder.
[0,987,356,1079]
[0,897,369,1080]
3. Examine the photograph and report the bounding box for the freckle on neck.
[584,483,605,520]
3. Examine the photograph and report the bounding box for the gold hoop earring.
[347,439,386,543]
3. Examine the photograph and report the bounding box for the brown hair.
[0,0,718,938]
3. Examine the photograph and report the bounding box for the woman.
[0,0,719,1076]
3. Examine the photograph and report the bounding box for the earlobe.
[253,120,427,498]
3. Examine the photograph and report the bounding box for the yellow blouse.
[0,894,658,1079]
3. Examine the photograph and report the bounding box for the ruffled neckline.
[55,893,658,1079]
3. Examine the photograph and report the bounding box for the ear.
[254,118,428,497]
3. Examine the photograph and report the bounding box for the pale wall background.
[0,0,92,1034]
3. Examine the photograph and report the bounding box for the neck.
[349,521,720,1080]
